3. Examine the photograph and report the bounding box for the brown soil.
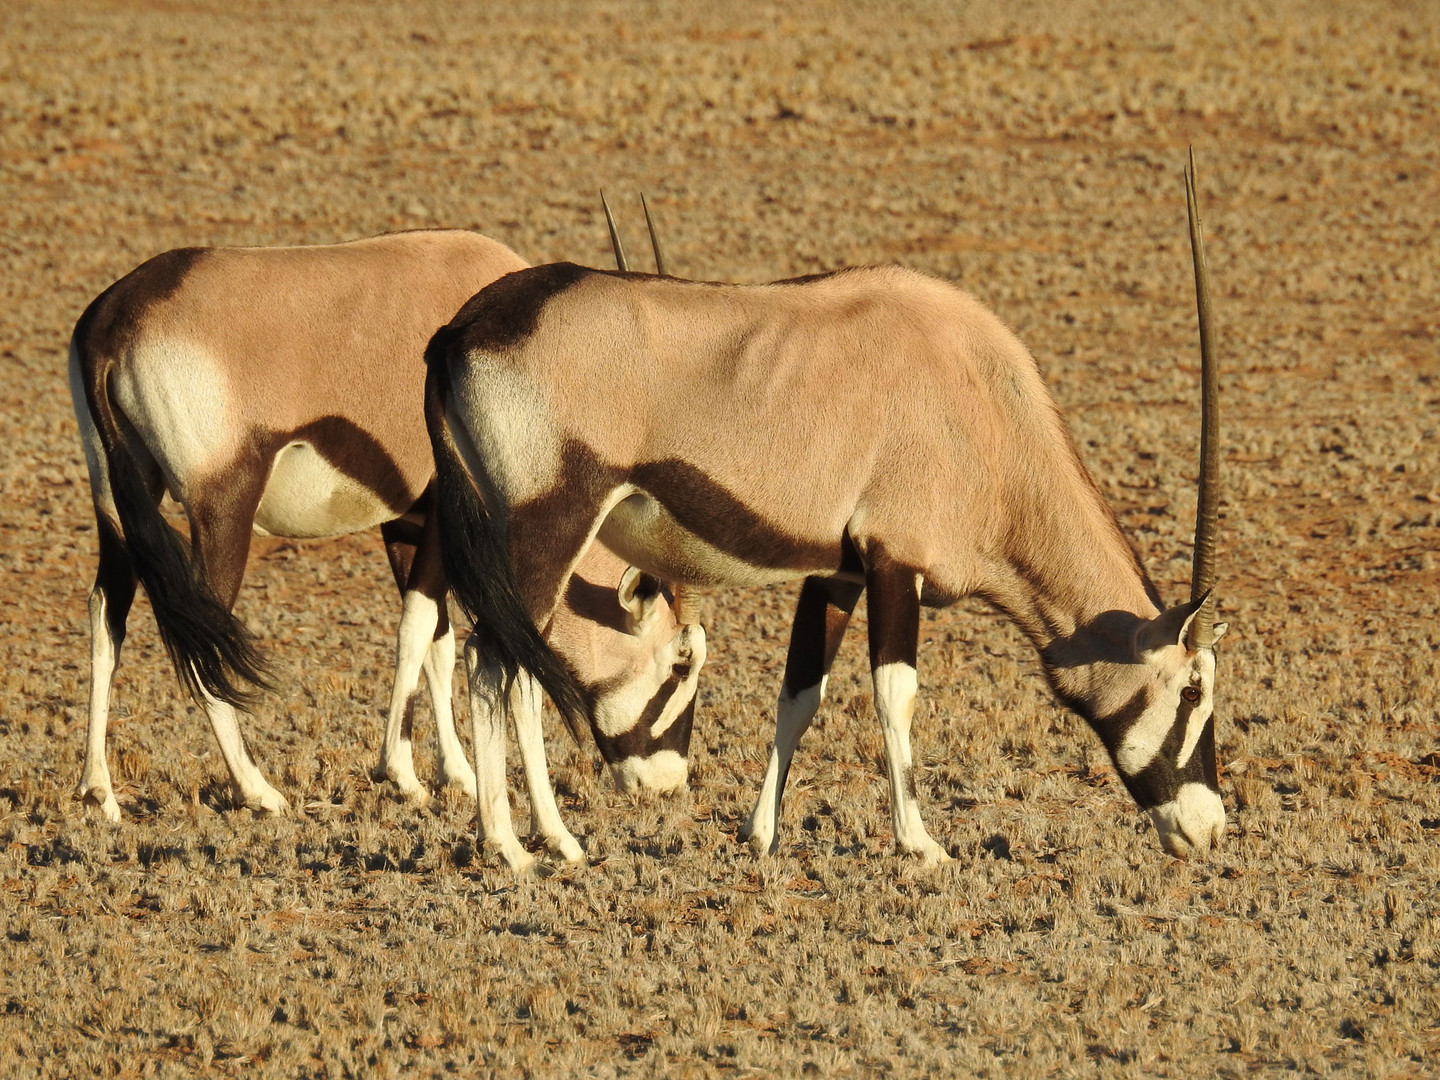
[2,1,1437,1075]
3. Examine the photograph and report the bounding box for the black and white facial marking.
[558,566,707,793]
[1073,604,1230,858]
[588,666,702,793]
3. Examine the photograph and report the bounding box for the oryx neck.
[981,454,1162,653]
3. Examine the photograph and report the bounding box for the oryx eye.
[1181,686,1201,704]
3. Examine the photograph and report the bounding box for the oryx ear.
[1210,621,1230,644]
[617,566,664,629]
[1135,596,1207,655]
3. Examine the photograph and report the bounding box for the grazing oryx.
[68,229,705,862]
[427,160,1227,864]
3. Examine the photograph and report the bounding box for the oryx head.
[1047,153,1228,857]
[1050,595,1228,857]
[550,555,706,793]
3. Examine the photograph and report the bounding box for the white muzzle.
[1149,782,1225,857]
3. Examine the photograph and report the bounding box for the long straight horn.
[641,193,667,276]
[601,189,629,271]
[1185,148,1220,650]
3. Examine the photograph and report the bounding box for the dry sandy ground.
[2,0,1438,1076]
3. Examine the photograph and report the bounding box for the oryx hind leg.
[510,671,585,863]
[79,514,140,821]
[199,694,287,813]
[450,480,617,870]
[187,477,287,814]
[378,514,475,800]
[742,576,862,856]
[464,638,534,871]
[866,561,950,865]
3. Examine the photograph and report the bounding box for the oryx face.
[1067,600,1229,857]
[550,562,707,794]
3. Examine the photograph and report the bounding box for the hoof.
[742,813,778,857]
[437,769,479,801]
[547,833,586,865]
[907,842,953,868]
[80,787,122,823]
[746,831,779,858]
[388,776,431,804]
[377,758,431,803]
[491,842,537,874]
[245,789,291,815]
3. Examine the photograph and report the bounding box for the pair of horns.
[601,190,667,276]
[599,192,698,627]
[1185,149,1220,651]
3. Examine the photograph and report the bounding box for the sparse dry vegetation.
[2,1,1437,1075]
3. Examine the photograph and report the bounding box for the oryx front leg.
[378,590,439,801]
[378,593,474,800]
[743,577,861,856]
[464,638,534,872]
[424,621,475,796]
[510,672,585,863]
[867,564,950,866]
[378,515,475,799]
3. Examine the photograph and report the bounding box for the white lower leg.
[873,662,949,865]
[743,679,824,856]
[201,689,288,814]
[78,589,121,822]
[426,627,476,796]
[466,643,533,871]
[378,591,437,800]
[511,674,584,863]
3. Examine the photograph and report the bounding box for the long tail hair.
[76,328,271,708]
[423,326,588,741]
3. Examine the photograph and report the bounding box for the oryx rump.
[428,167,1227,863]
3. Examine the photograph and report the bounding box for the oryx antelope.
[69,229,705,862]
[427,160,1227,863]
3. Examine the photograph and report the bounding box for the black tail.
[423,327,589,742]
[79,341,272,709]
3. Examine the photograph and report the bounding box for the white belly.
[598,491,804,588]
[253,441,395,538]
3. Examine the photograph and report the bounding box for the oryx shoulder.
[450,261,597,354]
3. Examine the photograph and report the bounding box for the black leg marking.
[380,518,419,595]
[781,577,864,696]
[95,513,138,650]
[401,691,419,743]
[866,560,920,674]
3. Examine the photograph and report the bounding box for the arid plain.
[1,1,1437,1075]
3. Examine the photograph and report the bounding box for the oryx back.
[444,263,1142,612]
